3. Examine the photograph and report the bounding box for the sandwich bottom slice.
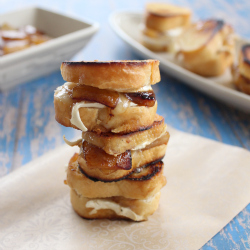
[70,188,161,221]
[232,65,250,95]
[66,153,166,200]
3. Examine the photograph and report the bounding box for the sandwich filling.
[58,82,156,131]
[85,192,160,221]
[70,101,106,131]
[86,199,144,221]
[142,26,183,52]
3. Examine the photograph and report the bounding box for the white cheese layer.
[85,192,160,221]
[164,27,183,37]
[143,34,170,46]
[86,200,144,221]
[132,125,167,150]
[70,101,105,131]
[137,85,153,92]
[63,136,81,147]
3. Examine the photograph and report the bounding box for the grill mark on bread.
[127,161,163,181]
[195,19,225,46]
[62,60,155,66]
[60,60,161,92]
[78,164,132,183]
[78,159,163,183]
[147,10,188,18]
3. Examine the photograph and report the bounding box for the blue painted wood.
[0,0,250,249]
[202,204,250,250]
[155,73,247,148]
[0,88,21,176]
[11,71,81,169]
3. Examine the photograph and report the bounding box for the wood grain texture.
[0,0,250,249]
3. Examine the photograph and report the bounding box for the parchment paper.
[1,128,250,250]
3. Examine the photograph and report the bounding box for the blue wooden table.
[1,0,250,249]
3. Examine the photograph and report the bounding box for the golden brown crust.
[238,44,250,80]
[60,60,160,91]
[81,115,167,155]
[232,66,250,95]
[142,40,168,52]
[178,20,235,77]
[145,3,191,31]
[179,50,233,76]
[54,82,157,133]
[78,132,170,181]
[70,189,161,221]
[67,154,167,199]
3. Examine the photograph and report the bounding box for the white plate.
[110,11,250,113]
[0,7,99,90]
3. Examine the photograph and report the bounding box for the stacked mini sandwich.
[54,60,169,221]
[142,3,191,52]
[232,44,250,95]
[177,19,235,77]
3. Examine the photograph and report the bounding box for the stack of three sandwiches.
[54,60,169,221]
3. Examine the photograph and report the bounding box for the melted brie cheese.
[132,126,167,150]
[86,200,144,221]
[164,27,183,37]
[137,85,153,92]
[111,94,138,115]
[70,101,105,131]
[63,136,81,147]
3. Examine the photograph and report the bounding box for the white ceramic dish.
[0,7,99,90]
[110,11,250,113]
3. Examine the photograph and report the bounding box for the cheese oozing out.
[70,101,106,131]
[70,97,139,131]
[137,85,153,92]
[164,27,183,37]
[131,125,167,151]
[86,200,144,221]
[85,192,160,221]
[63,136,82,147]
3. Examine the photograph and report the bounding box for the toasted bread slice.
[60,60,160,92]
[54,82,157,133]
[177,19,235,76]
[239,44,250,80]
[142,39,168,52]
[78,132,170,181]
[81,114,167,155]
[142,26,182,52]
[70,189,161,221]
[232,65,250,95]
[145,3,191,32]
[67,153,166,199]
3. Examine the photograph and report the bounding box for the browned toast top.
[60,60,160,92]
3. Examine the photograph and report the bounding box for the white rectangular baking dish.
[0,7,99,90]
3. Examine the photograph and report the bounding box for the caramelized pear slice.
[67,153,166,199]
[82,114,166,155]
[82,141,131,170]
[124,90,156,107]
[72,85,119,108]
